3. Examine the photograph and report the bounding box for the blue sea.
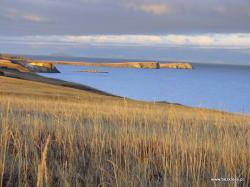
[37,56,250,114]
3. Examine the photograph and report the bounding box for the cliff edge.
[0,54,60,73]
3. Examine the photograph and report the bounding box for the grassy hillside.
[0,76,249,186]
[0,54,59,73]
[0,60,29,72]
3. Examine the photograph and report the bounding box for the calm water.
[40,62,250,114]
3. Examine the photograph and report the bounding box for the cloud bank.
[1,34,250,49]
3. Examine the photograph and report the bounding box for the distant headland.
[0,53,193,73]
[32,60,193,70]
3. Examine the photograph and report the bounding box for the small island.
[78,70,108,73]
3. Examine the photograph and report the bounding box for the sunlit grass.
[0,76,249,186]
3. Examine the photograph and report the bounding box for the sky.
[0,0,250,64]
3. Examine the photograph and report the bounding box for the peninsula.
[31,60,193,70]
[0,54,193,74]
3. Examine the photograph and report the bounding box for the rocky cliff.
[37,60,192,69]
[0,55,60,73]
[0,53,192,72]
[160,63,193,69]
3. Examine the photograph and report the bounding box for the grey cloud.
[127,2,172,15]
[0,0,250,35]
[1,8,46,23]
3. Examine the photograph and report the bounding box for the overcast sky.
[1,0,250,64]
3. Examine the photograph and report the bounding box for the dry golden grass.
[0,76,250,186]
[0,60,29,72]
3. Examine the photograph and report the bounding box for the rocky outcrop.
[0,58,60,73]
[25,61,60,73]
[160,63,193,69]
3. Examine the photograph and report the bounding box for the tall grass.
[0,89,250,186]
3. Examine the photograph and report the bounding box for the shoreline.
[1,67,246,116]
[0,68,118,97]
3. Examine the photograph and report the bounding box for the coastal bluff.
[160,62,193,69]
[0,54,193,73]
[0,54,60,73]
[34,60,193,70]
